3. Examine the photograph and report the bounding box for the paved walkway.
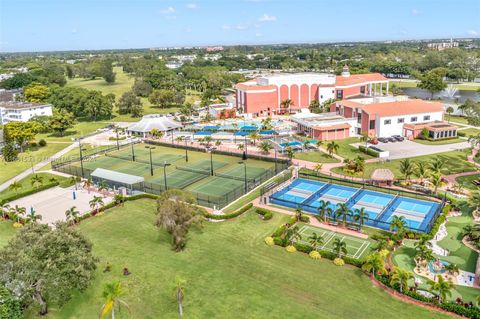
[0,142,77,192]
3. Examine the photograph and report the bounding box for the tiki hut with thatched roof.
[370,168,394,186]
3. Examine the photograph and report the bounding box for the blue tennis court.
[269,178,443,233]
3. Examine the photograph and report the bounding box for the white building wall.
[0,105,53,124]
[317,87,335,104]
[376,111,443,137]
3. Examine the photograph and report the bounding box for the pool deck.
[253,196,369,239]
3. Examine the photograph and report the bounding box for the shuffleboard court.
[295,224,372,259]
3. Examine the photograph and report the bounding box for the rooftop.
[340,99,444,117]
[0,101,51,110]
[335,73,387,87]
[127,114,182,133]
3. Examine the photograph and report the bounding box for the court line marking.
[352,241,367,259]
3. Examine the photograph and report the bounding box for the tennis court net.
[394,208,425,221]
[287,187,313,196]
[175,165,211,176]
[214,172,254,182]
[356,200,385,211]
[321,193,348,203]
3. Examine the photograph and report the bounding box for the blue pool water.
[270,178,442,233]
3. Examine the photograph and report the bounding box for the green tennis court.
[188,176,245,197]
[107,147,185,166]
[216,165,266,181]
[295,224,372,259]
[150,168,208,189]
[81,156,152,176]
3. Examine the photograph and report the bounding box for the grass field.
[456,173,480,191]
[390,80,480,91]
[294,151,340,163]
[0,143,68,185]
[333,150,476,178]
[459,127,480,137]
[449,115,471,126]
[324,137,373,160]
[36,122,111,143]
[412,138,465,145]
[62,143,275,199]
[0,172,73,202]
[12,199,455,318]
[296,224,373,259]
[66,67,201,122]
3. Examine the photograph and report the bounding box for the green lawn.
[326,137,373,160]
[20,199,453,318]
[0,143,69,185]
[456,173,480,191]
[294,151,339,163]
[66,67,199,122]
[412,138,465,145]
[449,115,470,125]
[458,128,480,137]
[36,121,111,143]
[390,80,480,91]
[333,150,476,178]
[0,172,74,202]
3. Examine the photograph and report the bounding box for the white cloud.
[222,25,231,30]
[255,32,262,37]
[235,25,247,30]
[411,9,420,16]
[258,13,276,22]
[71,28,77,34]
[467,29,479,36]
[160,6,175,14]
[186,3,197,9]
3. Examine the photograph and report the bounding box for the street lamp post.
[115,127,120,150]
[145,146,156,176]
[207,147,216,176]
[78,139,86,178]
[238,161,248,193]
[131,142,136,161]
[184,137,189,162]
[274,148,278,173]
[162,162,171,191]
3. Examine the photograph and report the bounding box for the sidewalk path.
[0,142,77,192]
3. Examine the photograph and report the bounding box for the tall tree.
[99,281,129,319]
[418,71,447,99]
[0,223,97,315]
[49,109,76,136]
[118,90,143,117]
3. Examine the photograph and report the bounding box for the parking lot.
[353,139,470,160]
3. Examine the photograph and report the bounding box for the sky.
[0,0,479,52]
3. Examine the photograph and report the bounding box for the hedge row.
[376,274,480,319]
[0,182,60,205]
[255,207,273,220]
[358,145,380,157]
[204,203,253,220]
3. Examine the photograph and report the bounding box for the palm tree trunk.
[112,308,115,319]
[178,302,183,317]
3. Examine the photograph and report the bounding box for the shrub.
[0,182,59,205]
[309,250,321,260]
[273,237,286,247]
[299,215,310,223]
[264,237,274,246]
[29,142,37,147]
[255,207,273,220]
[358,145,380,157]
[204,203,253,220]
[457,131,466,137]
[285,245,296,253]
[38,139,47,147]
[13,222,23,228]
[333,258,345,266]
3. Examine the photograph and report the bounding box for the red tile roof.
[341,99,444,117]
[235,83,277,91]
[313,123,351,131]
[335,73,387,87]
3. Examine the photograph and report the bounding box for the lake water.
[401,87,480,104]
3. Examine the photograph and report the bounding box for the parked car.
[387,137,397,142]
[378,137,388,143]
[392,135,404,142]
[368,139,379,145]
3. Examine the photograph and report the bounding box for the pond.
[401,87,480,104]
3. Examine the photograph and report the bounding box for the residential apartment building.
[0,101,53,125]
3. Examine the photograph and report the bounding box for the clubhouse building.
[235,65,389,117]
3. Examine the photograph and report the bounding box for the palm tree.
[428,275,453,303]
[390,215,407,234]
[89,196,104,214]
[286,225,302,246]
[468,191,480,212]
[295,207,303,222]
[313,163,323,174]
[315,140,323,149]
[0,203,10,219]
[303,140,311,150]
[150,128,161,139]
[83,178,93,194]
[415,244,434,265]
[354,207,369,230]
[414,161,429,185]
[284,146,294,160]
[444,263,460,276]
[317,200,331,223]
[203,136,213,148]
[332,238,347,258]
[399,158,414,183]
[258,141,273,154]
[362,252,386,277]
[11,205,26,223]
[280,99,294,113]
[237,143,244,151]
[353,156,365,174]
[327,209,337,222]
[429,158,445,175]
[359,133,369,148]
[326,141,339,157]
[8,181,23,193]
[260,117,273,130]
[429,173,443,194]
[25,209,42,224]
[99,281,129,319]
[174,276,187,317]
[446,106,454,122]
[390,268,414,293]
[98,181,109,197]
[30,174,44,188]
[335,203,350,226]
[65,206,80,224]
[215,139,222,147]
[249,132,260,146]
[308,232,324,250]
